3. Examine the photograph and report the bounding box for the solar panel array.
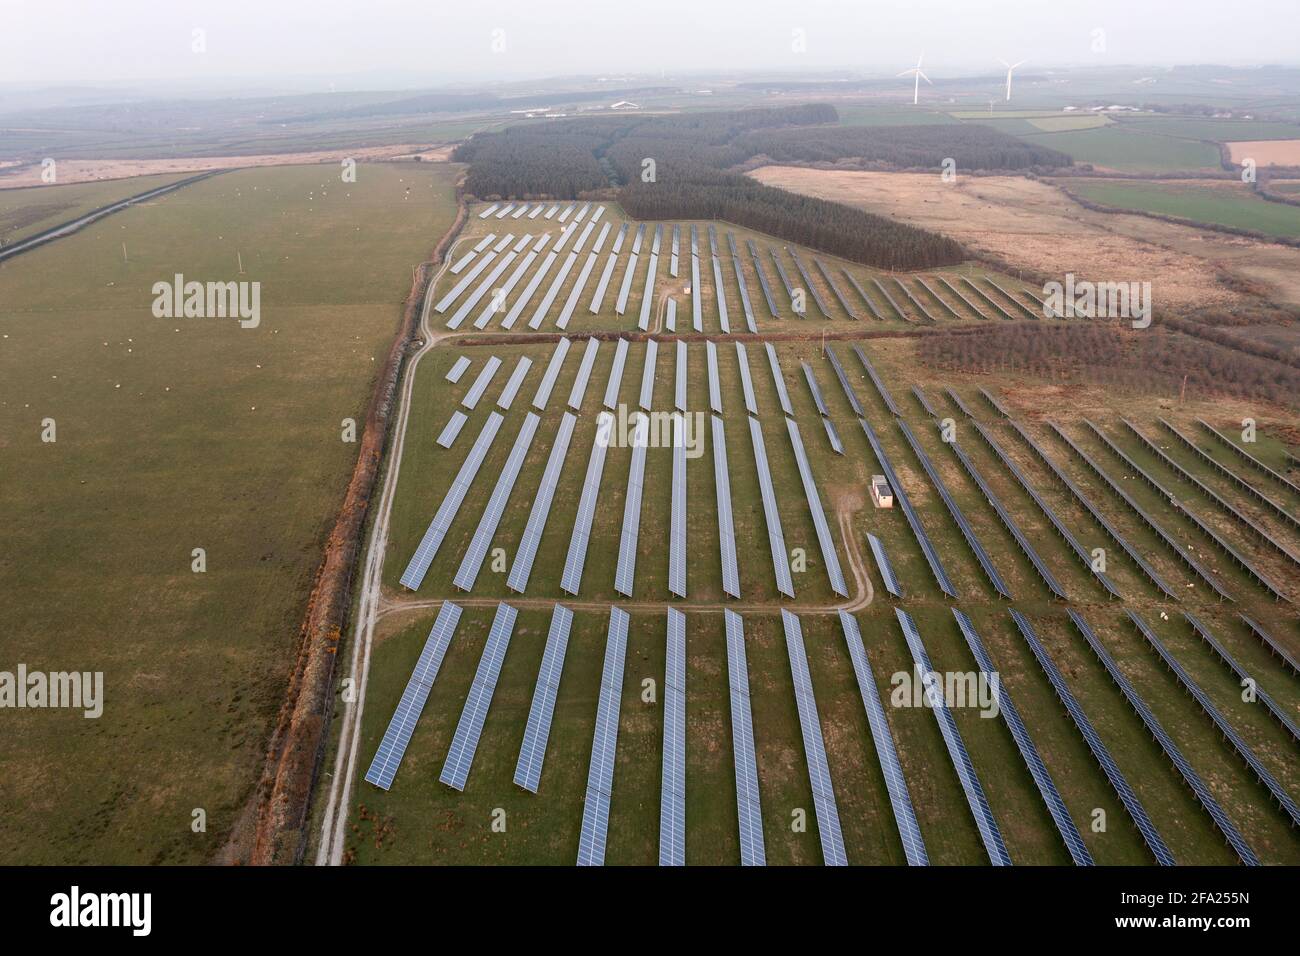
[669,415,688,598]
[814,258,858,319]
[1073,610,1261,864]
[911,384,939,419]
[615,242,640,315]
[496,356,532,410]
[706,340,723,413]
[764,343,794,416]
[528,252,578,329]
[639,339,659,412]
[496,203,515,220]
[478,204,499,220]
[665,298,677,332]
[724,610,765,865]
[578,607,629,866]
[660,608,687,866]
[871,277,908,322]
[770,249,803,317]
[532,338,570,411]
[867,532,903,597]
[985,277,1039,320]
[915,277,958,318]
[838,611,927,865]
[897,417,1012,598]
[822,417,844,456]
[453,413,540,592]
[614,415,649,597]
[839,269,882,320]
[436,248,499,313]
[364,602,463,790]
[475,239,545,329]
[638,226,661,331]
[748,417,795,597]
[513,604,573,792]
[1239,613,1300,675]
[556,252,599,329]
[1010,610,1174,865]
[785,419,849,597]
[590,249,619,313]
[1184,613,1298,743]
[893,277,935,323]
[561,411,614,595]
[446,356,471,383]
[435,411,468,449]
[801,362,829,416]
[710,416,741,598]
[823,346,864,416]
[788,249,830,318]
[952,609,1091,865]
[461,355,502,410]
[746,238,779,318]
[446,246,519,329]
[708,225,730,333]
[401,412,504,590]
[851,345,900,416]
[979,387,1012,419]
[603,338,629,410]
[669,223,680,278]
[935,275,987,319]
[567,338,600,410]
[895,608,1012,866]
[501,249,556,329]
[944,386,977,420]
[674,341,687,411]
[961,276,1014,320]
[508,413,577,593]
[440,602,518,791]
[782,611,847,866]
[736,343,758,414]
[728,232,758,332]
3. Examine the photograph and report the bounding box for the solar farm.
[333,200,1300,867]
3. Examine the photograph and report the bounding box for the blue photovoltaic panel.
[496,356,532,411]
[639,339,658,412]
[615,253,640,315]
[851,344,900,416]
[724,610,765,865]
[895,608,1012,866]
[364,602,463,790]
[814,258,858,319]
[912,384,939,419]
[561,411,614,595]
[945,386,977,419]
[603,338,629,410]
[453,413,540,592]
[461,355,502,410]
[436,411,468,449]
[1075,610,1262,863]
[1010,610,1175,865]
[508,413,577,593]
[446,249,518,329]
[952,609,1092,865]
[513,605,574,792]
[501,250,557,329]
[736,342,758,415]
[822,417,844,456]
[706,340,722,413]
[638,250,659,331]
[556,252,599,329]
[748,417,795,597]
[532,338,571,411]
[528,252,579,330]
[400,412,504,590]
[568,338,600,411]
[439,603,518,791]
[712,416,741,599]
[1239,613,1300,676]
[589,253,619,313]
[1184,614,1298,743]
[669,415,688,598]
[660,607,687,866]
[764,343,794,416]
[578,607,629,866]
[823,346,864,417]
[782,611,848,866]
[446,356,471,383]
[838,611,927,865]
[674,341,687,412]
[614,417,649,597]
[867,533,902,598]
[785,418,849,597]
[801,362,829,416]
[435,249,498,312]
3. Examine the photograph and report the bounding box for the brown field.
[749,166,1300,311]
[1226,140,1300,166]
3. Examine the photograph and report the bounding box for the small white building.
[610,100,640,111]
[871,475,894,509]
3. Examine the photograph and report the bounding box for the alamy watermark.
[596,406,705,459]
[151,273,260,328]
[1,665,103,718]
[891,665,1001,719]
[1042,272,1151,328]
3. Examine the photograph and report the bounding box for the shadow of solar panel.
[838,611,926,865]
[364,602,463,790]
[562,411,615,595]
[514,604,573,793]
[748,417,795,598]
[785,419,848,597]
[454,413,540,592]
[567,338,600,411]
[508,413,577,593]
[660,608,687,866]
[435,410,468,449]
[895,608,1011,866]
[724,610,765,865]
[578,607,629,866]
[866,533,902,598]
[440,603,518,792]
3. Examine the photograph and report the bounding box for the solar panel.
[801,362,829,416]
[561,411,615,595]
[660,608,687,866]
[400,412,504,590]
[674,341,687,412]
[837,610,926,865]
[945,387,977,420]
[474,246,541,329]
[637,252,660,330]
[577,607,629,866]
[669,415,688,598]
[1074,610,1261,864]
[511,203,528,220]
[501,250,557,329]
[446,356,471,383]
[821,417,844,456]
[748,417,795,598]
[706,340,722,413]
[528,251,579,330]
[603,338,629,410]
[532,338,571,411]
[735,342,758,415]
[495,357,532,411]
[788,249,830,318]
[528,203,544,220]
[557,202,576,223]
[556,252,600,329]
[590,221,612,254]
[591,205,606,223]
[841,269,884,320]
[495,203,515,220]
[961,277,1015,320]
[439,602,518,791]
[630,223,646,254]
[895,608,1011,865]
[639,339,659,412]
[724,610,765,865]
[513,605,574,792]
[712,415,741,599]
[870,277,909,322]
[1184,613,1298,743]
[436,410,468,449]
[747,240,780,318]
[508,413,577,593]
[567,337,600,410]
[1239,613,1299,676]
[984,277,1039,319]
[453,413,540,592]
[478,204,499,220]
[935,274,988,319]
[435,249,498,313]
[711,255,731,333]
[979,387,1013,419]
[814,258,859,319]
[665,298,677,332]
[572,220,597,255]
[770,249,804,316]
[615,253,640,316]
[764,343,794,417]
[589,253,619,313]
[449,247,481,275]
[851,345,900,415]
[858,418,957,598]
[491,233,515,253]
[471,234,496,252]
[823,346,863,416]
[952,609,1092,865]
[544,204,559,220]
[670,224,680,278]
[867,533,902,597]
[614,416,649,597]
[574,202,591,224]
[894,277,936,323]
[914,277,959,318]
[729,234,758,332]
[912,384,939,419]
[364,602,463,790]
[781,611,847,865]
[461,355,502,410]
[785,418,849,597]
[1009,609,1175,865]
[691,240,703,331]
[897,417,1012,598]
[611,222,629,253]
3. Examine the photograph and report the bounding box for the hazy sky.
[3,0,1296,89]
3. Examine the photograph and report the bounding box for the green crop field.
[0,172,191,245]
[0,160,461,863]
[1061,179,1300,238]
[1018,126,1223,172]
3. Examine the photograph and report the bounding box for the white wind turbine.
[898,53,931,106]
[998,58,1027,101]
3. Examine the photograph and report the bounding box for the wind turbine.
[898,53,931,106]
[997,58,1026,101]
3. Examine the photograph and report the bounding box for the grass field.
[0,172,191,244]
[1018,126,1223,172]
[1061,179,1300,239]
[0,160,461,863]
